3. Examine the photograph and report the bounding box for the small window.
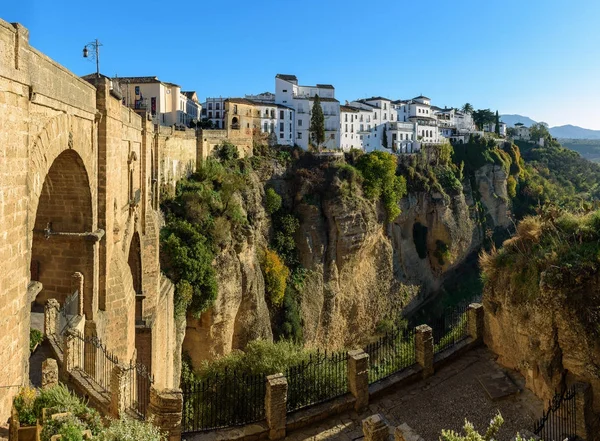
[216,103,220,110]
[280,122,284,132]
[289,111,292,119]
[208,112,212,118]
[280,133,284,139]
[330,134,334,139]
[216,112,220,118]
[280,110,284,119]
[208,103,213,110]
[283,89,287,92]
[297,132,302,139]
[298,119,303,127]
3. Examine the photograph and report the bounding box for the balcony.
[389,122,414,131]
[231,123,240,130]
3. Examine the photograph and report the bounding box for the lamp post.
[82,39,102,79]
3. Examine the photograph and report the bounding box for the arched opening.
[231,116,239,129]
[31,150,94,309]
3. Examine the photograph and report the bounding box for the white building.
[245,92,296,146]
[118,76,200,127]
[512,123,531,140]
[274,74,340,150]
[201,97,226,129]
[433,107,476,143]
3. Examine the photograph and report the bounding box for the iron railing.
[285,350,348,412]
[74,332,119,394]
[533,386,578,441]
[430,304,469,354]
[181,370,266,433]
[126,361,154,420]
[365,327,416,384]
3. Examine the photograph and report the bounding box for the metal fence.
[126,361,154,420]
[181,370,266,433]
[429,304,469,354]
[285,350,348,412]
[533,386,578,441]
[57,290,80,336]
[365,327,416,384]
[74,332,119,394]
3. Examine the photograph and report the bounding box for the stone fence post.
[467,303,484,342]
[415,325,434,379]
[62,330,79,376]
[110,365,130,419]
[347,349,369,411]
[265,373,287,440]
[44,298,60,337]
[42,358,59,389]
[362,414,389,441]
[147,387,183,441]
[71,272,84,316]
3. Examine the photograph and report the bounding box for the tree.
[495,110,500,136]
[472,109,495,130]
[382,127,389,149]
[310,95,325,148]
[461,103,474,114]
[530,122,551,144]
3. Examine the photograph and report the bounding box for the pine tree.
[310,95,325,148]
[495,110,500,135]
[382,127,389,149]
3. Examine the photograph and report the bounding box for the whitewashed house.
[202,97,227,129]
[274,74,340,150]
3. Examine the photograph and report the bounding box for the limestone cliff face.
[182,160,510,361]
[183,172,273,366]
[483,273,600,421]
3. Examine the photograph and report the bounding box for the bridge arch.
[28,113,97,316]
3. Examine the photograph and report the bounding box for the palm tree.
[461,103,474,114]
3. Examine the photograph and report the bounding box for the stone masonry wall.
[158,128,197,197]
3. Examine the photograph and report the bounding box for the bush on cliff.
[161,152,249,318]
[261,249,290,307]
[355,151,407,220]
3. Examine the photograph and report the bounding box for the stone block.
[42,358,58,389]
[265,373,287,440]
[44,298,60,337]
[147,387,183,441]
[109,364,130,419]
[415,325,434,379]
[467,303,484,342]
[347,349,369,411]
[395,423,425,441]
[362,414,389,441]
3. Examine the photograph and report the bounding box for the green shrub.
[214,141,239,162]
[41,413,87,441]
[30,328,43,352]
[355,151,407,220]
[97,417,165,441]
[265,187,282,214]
[433,240,451,265]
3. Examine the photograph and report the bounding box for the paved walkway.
[285,347,543,441]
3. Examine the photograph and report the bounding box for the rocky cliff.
[183,153,512,363]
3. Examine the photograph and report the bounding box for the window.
[384,103,387,110]
[247,123,250,128]
[374,113,377,120]
[345,124,348,132]
[208,103,213,110]
[330,134,334,139]
[264,122,268,132]
[345,114,348,122]
[280,122,284,132]
[208,111,212,118]
[216,111,220,118]
[280,110,284,119]
[233,105,238,114]
[280,133,284,139]
[216,103,220,110]
[289,111,292,119]
[289,123,292,131]
[360,124,364,131]
[384,113,387,120]
[351,124,354,132]
[283,89,287,92]
[298,119,303,127]
[270,123,275,133]
[297,132,302,139]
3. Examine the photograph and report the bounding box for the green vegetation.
[471,108,495,130]
[13,386,37,426]
[559,138,600,162]
[440,412,534,441]
[355,150,407,219]
[264,187,282,214]
[309,95,325,147]
[96,418,165,441]
[41,414,88,441]
[161,148,250,318]
[434,240,451,266]
[30,328,43,352]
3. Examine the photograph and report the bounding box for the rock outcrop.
[183,156,510,362]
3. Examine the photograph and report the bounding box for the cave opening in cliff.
[413,222,429,259]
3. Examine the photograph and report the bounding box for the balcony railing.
[231,123,240,130]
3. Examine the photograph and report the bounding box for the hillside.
[558,138,600,163]
[501,114,600,139]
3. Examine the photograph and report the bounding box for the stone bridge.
[0,20,199,422]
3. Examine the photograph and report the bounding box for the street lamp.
[82,39,102,78]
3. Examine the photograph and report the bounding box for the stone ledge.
[286,394,355,432]
[369,365,422,400]
[181,422,269,441]
[433,337,477,369]
[68,368,111,416]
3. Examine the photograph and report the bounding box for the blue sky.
[2,0,600,129]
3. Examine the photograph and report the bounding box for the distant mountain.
[501,114,600,140]
[500,114,539,128]
[551,125,600,140]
